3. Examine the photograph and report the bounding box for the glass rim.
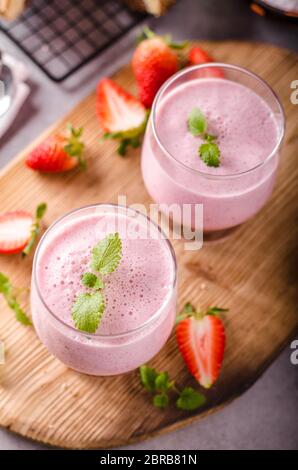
[151,62,286,180]
[33,203,177,340]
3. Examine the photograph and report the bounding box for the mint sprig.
[72,292,105,334]
[22,202,47,257]
[71,233,122,333]
[188,108,207,136]
[0,272,32,326]
[140,365,206,411]
[188,107,221,167]
[199,142,220,168]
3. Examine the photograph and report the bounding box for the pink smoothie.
[142,76,282,232]
[31,206,176,375]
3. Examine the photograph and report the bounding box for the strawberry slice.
[176,305,226,388]
[0,211,33,254]
[189,46,224,78]
[97,78,148,138]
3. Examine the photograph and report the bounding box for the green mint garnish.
[71,233,122,333]
[22,202,47,257]
[91,232,122,275]
[81,272,104,290]
[153,394,169,409]
[140,363,159,393]
[139,365,206,411]
[187,109,222,167]
[188,107,207,136]
[204,133,217,143]
[176,387,206,411]
[0,272,32,326]
[199,142,221,167]
[71,292,105,334]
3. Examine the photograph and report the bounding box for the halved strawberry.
[0,211,33,254]
[176,305,226,388]
[189,46,224,78]
[96,78,148,155]
[26,125,85,173]
[189,46,214,65]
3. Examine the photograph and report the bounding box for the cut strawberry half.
[96,78,148,139]
[189,46,224,79]
[0,211,33,254]
[176,306,226,388]
[189,46,214,65]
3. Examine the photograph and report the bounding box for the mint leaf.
[36,202,47,220]
[140,365,158,393]
[8,298,32,326]
[155,372,172,392]
[199,142,220,167]
[207,306,229,316]
[188,108,207,136]
[81,272,103,290]
[176,387,206,411]
[22,202,47,257]
[91,232,122,275]
[153,393,169,408]
[204,133,217,143]
[71,292,105,333]
[0,272,10,295]
[0,272,32,326]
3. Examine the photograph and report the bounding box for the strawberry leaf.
[207,306,229,316]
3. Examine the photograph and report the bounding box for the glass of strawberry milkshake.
[141,64,285,234]
[31,204,177,376]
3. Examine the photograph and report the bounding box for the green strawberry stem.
[103,110,149,157]
[64,124,86,170]
[138,26,188,50]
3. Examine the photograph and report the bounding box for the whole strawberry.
[26,124,85,173]
[132,34,179,108]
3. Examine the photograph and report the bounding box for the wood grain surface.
[0,41,297,449]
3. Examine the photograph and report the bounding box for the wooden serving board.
[0,41,297,449]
